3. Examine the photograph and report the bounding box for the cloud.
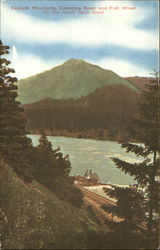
[91,58,150,76]
[12,45,18,63]
[1,1,158,50]
[9,48,63,79]
[8,46,150,78]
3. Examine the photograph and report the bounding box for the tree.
[32,132,83,207]
[0,41,33,182]
[103,186,146,249]
[37,130,53,152]
[107,73,159,249]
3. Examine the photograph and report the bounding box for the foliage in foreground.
[105,74,159,249]
[31,131,84,207]
[0,40,83,208]
[0,161,100,249]
[0,41,33,182]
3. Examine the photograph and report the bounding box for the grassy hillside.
[17,59,139,104]
[0,156,101,249]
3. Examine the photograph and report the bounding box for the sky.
[1,0,159,79]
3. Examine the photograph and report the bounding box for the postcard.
[0,0,159,249]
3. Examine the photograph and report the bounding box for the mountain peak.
[18,59,139,104]
[63,58,86,65]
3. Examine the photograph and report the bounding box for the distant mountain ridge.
[17,59,139,104]
[125,76,153,90]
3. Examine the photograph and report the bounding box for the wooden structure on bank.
[75,169,101,186]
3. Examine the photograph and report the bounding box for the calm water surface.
[29,135,143,185]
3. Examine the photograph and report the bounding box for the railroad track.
[75,184,123,223]
[76,184,116,206]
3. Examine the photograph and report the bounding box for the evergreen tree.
[37,130,53,152]
[0,41,33,182]
[107,73,159,249]
[103,186,146,249]
[36,131,71,177]
[32,132,83,207]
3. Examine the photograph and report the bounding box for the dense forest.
[23,84,139,141]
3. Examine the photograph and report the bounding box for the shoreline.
[27,129,140,143]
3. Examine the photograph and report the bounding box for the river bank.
[28,129,139,143]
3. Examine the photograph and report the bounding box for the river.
[28,135,143,185]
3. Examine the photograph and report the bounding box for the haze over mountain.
[17,59,139,104]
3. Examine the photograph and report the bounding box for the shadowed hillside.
[23,84,139,141]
